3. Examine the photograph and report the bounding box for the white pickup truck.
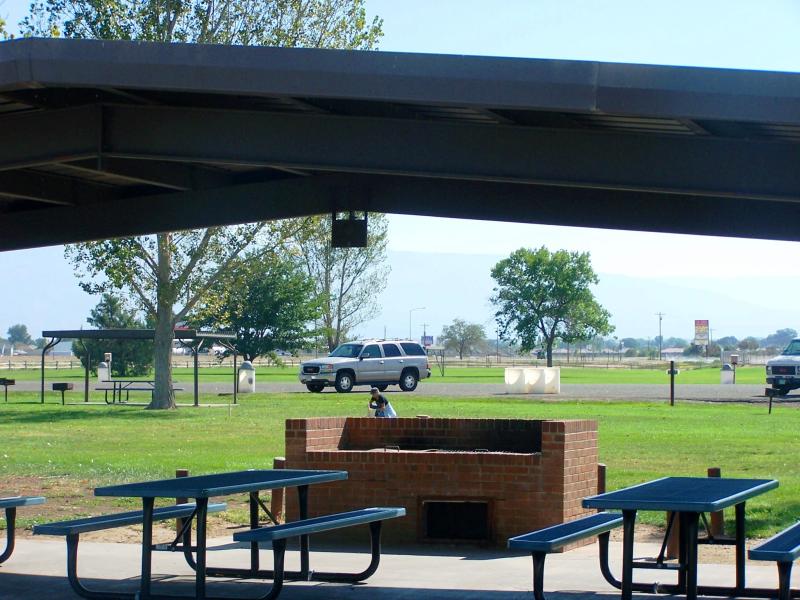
[766,338,800,395]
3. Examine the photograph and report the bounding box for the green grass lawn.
[5,364,767,385]
[0,389,795,537]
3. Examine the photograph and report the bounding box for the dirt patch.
[611,522,755,565]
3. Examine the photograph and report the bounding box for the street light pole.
[409,307,425,340]
[656,312,665,360]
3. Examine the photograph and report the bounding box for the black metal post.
[40,345,46,404]
[83,341,90,403]
[194,343,199,407]
[233,352,238,405]
[40,337,60,404]
[670,360,676,406]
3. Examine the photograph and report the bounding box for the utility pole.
[655,312,665,361]
[708,327,714,359]
[421,323,429,345]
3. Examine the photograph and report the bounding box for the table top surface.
[95,469,348,498]
[582,477,778,512]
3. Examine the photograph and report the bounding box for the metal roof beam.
[0,169,117,206]
[361,176,800,241]
[0,175,344,251]
[61,157,234,191]
[100,104,800,202]
[0,104,100,170]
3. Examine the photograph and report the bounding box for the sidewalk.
[0,538,782,599]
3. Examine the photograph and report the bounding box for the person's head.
[370,387,386,404]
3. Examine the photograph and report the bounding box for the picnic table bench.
[231,507,405,599]
[749,521,800,600]
[96,381,184,404]
[0,495,45,564]
[508,512,623,600]
[0,378,14,402]
[34,502,226,598]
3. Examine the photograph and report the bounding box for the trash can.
[720,363,734,384]
[97,361,110,382]
[237,361,256,393]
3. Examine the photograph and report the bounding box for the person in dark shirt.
[368,387,397,418]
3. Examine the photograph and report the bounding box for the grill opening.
[423,500,490,541]
[303,366,320,374]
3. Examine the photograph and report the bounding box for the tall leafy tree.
[26,0,383,408]
[72,294,153,376]
[440,318,486,360]
[21,0,382,48]
[739,336,760,351]
[65,224,300,407]
[763,328,797,350]
[490,247,614,367]
[6,324,32,345]
[296,213,389,351]
[195,254,318,361]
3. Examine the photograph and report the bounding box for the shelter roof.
[42,329,236,341]
[2,38,800,248]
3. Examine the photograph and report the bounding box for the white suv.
[299,339,432,393]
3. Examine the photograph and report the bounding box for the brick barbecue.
[284,417,598,546]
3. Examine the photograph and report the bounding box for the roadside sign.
[694,319,709,346]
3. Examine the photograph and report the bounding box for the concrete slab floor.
[0,539,785,600]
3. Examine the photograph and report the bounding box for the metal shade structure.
[1,37,800,248]
[41,329,238,406]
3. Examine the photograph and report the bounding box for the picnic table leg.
[597,531,622,590]
[678,512,688,591]
[250,492,260,574]
[140,497,154,600]
[621,510,636,600]
[531,551,547,600]
[0,507,16,563]
[735,502,746,592]
[685,512,700,600]
[298,485,310,577]
[778,562,793,600]
[195,497,209,600]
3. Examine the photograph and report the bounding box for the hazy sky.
[2,0,800,343]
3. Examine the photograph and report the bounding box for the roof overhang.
[2,37,800,250]
[42,329,236,341]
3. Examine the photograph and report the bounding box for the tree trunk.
[546,339,554,368]
[149,234,176,410]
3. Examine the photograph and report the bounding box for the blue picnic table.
[95,469,348,600]
[583,476,778,600]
